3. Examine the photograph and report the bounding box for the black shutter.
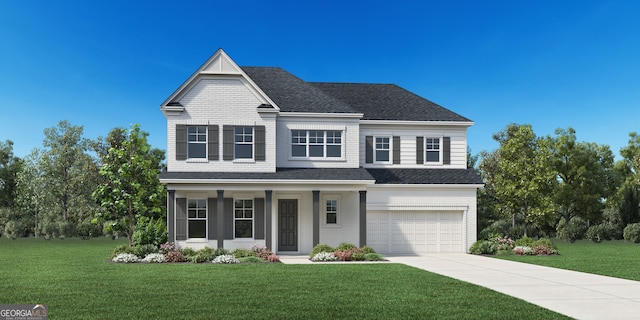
[208,125,219,161]
[416,137,424,164]
[176,198,187,240]
[176,125,187,160]
[223,126,234,161]
[254,198,265,239]
[365,136,373,163]
[443,137,451,165]
[393,136,401,164]
[255,126,265,161]
[223,198,234,239]
[208,198,216,240]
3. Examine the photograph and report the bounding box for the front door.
[278,199,298,251]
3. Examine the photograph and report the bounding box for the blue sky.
[1,1,639,160]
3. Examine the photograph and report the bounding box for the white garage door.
[367,210,464,254]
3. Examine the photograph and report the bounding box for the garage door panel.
[367,210,464,254]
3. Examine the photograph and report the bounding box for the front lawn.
[0,238,569,319]
[496,239,640,281]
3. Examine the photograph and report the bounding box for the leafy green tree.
[93,125,166,247]
[0,140,23,208]
[619,185,640,227]
[40,120,99,226]
[549,128,615,223]
[620,132,640,185]
[14,149,47,236]
[480,124,556,237]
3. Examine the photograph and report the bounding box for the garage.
[367,210,464,254]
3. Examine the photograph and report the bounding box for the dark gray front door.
[278,199,298,251]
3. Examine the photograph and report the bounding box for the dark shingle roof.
[161,167,375,181]
[366,168,483,185]
[310,82,471,122]
[242,67,356,114]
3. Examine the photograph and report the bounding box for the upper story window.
[375,137,390,163]
[187,199,207,238]
[234,199,253,238]
[234,127,253,159]
[187,126,207,159]
[291,130,342,158]
[425,137,441,163]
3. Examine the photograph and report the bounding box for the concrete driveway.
[386,254,640,320]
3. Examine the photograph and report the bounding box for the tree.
[549,128,615,223]
[0,140,23,208]
[480,124,556,237]
[92,125,166,247]
[15,149,47,236]
[40,120,99,227]
[620,132,640,185]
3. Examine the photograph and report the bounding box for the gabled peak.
[201,49,242,74]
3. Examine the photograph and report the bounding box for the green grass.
[0,238,569,319]
[497,239,640,281]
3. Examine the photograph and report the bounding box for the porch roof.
[160,167,375,183]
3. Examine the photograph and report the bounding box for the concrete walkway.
[281,254,640,320]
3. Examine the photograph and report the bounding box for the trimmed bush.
[309,244,335,258]
[360,245,376,254]
[3,220,23,240]
[267,255,280,263]
[134,244,158,258]
[311,252,337,262]
[214,248,230,257]
[212,254,239,264]
[110,244,136,259]
[165,250,184,263]
[76,220,102,240]
[586,224,614,243]
[364,253,384,261]
[231,248,255,258]
[336,242,358,251]
[351,251,365,261]
[623,223,640,243]
[514,237,534,247]
[556,216,588,242]
[142,253,165,263]
[513,246,533,255]
[179,248,197,260]
[531,238,558,255]
[469,240,497,255]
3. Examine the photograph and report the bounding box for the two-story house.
[160,49,483,255]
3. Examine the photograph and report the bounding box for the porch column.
[265,190,273,250]
[313,190,320,247]
[217,190,225,249]
[167,190,175,243]
[359,190,367,247]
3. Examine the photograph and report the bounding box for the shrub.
[512,246,533,255]
[478,220,511,240]
[351,251,365,261]
[556,216,588,242]
[250,244,268,253]
[586,224,614,243]
[309,243,335,258]
[165,250,185,263]
[110,244,136,259]
[360,245,376,254]
[3,220,23,240]
[179,248,197,260]
[142,253,166,263]
[531,238,558,255]
[231,248,255,258]
[76,220,102,240]
[214,248,230,257]
[58,221,75,238]
[135,244,158,258]
[469,240,497,255]
[238,256,263,263]
[336,242,357,251]
[514,237,534,247]
[255,248,274,260]
[491,236,514,251]
[159,242,178,255]
[311,252,338,262]
[189,247,216,263]
[212,254,239,264]
[364,253,384,261]
[267,255,280,263]
[623,223,640,243]
[132,217,167,247]
[112,253,140,263]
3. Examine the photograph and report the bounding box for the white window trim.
[187,125,207,160]
[322,194,341,227]
[374,136,392,164]
[424,136,443,166]
[233,198,254,239]
[234,126,254,160]
[187,198,207,239]
[288,129,346,161]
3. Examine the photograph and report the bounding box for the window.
[426,137,440,162]
[234,199,253,238]
[187,199,206,238]
[326,199,338,224]
[234,127,253,159]
[375,137,390,162]
[290,130,342,158]
[187,126,206,159]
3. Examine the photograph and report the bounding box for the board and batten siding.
[359,125,468,169]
